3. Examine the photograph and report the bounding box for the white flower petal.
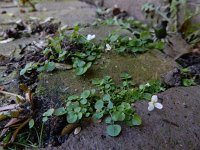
[145,83,150,87]
[155,103,163,109]
[105,44,111,51]
[86,34,95,41]
[148,102,154,111]
[151,95,158,103]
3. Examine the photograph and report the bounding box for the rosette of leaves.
[92,76,116,93]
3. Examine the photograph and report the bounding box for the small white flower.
[145,83,150,87]
[105,44,111,52]
[86,34,95,41]
[129,37,132,40]
[148,95,163,111]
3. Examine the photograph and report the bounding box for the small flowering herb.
[148,95,163,111]
[52,74,165,137]
[105,33,164,54]
[20,25,101,76]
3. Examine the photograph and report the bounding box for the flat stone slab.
[0,0,96,26]
[36,49,176,100]
[0,0,96,57]
[48,86,200,150]
[35,24,177,100]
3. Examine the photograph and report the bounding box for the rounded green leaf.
[85,112,90,117]
[77,60,86,67]
[95,100,104,110]
[107,101,113,109]
[54,107,66,116]
[67,113,78,123]
[105,117,112,124]
[29,119,34,129]
[81,90,90,99]
[77,112,83,120]
[110,34,119,42]
[74,107,81,113]
[142,93,152,100]
[90,89,96,95]
[103,94,111,101]
[107,124,121,137]
[67,95,79,101]
[132,113,142,126]
[92,111,104,120]
[111,111,125,121]
[43,108,54,117]
[80,98,87,104]
[46,61,55,72]
[87,55,96,61]
[76,67,84,75]
[42,116,48,123]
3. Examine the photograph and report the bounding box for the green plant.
[92,76,115,93]
[105,32,164,54]
[36,108,55,148]
[51,74,165,137]
[20,61,56,77]
[20,62,39,76]
[72,51,97,75]
[181,68,197,86]
[20,25,101,76]
[43,25,100,75]
[182,78,196,86]
[120,72,135,88]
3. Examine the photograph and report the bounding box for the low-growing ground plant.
[181,68,197,86]
[20,24,101,77]
[105,32,164,54]
[46,74,165,137]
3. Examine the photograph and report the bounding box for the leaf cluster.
[105,32,164,54]
[181,68,196,86]
[49,74,165,137]
[20,25,101,76]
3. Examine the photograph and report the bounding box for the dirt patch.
[47,86,200,150]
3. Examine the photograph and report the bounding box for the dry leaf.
[0,90,25,102]
[61,124,79,136]
[9,118,30,144]
[40,17,54,24]
[0,118,20,137]
[0,104,20,112]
